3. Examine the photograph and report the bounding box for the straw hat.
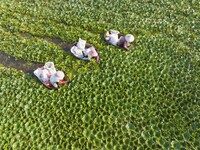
[125,34,134,42]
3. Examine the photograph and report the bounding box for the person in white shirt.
[34,62,65,88]
[105,29,134,50]
[36,62,56,83]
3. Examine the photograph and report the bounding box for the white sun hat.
[55,71,65,80]
[125,34,134,42]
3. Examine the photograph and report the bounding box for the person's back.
[108,33,119,46]
[39,69,50,82]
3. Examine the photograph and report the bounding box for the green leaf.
[171,141,181,150]
[183,131,190,141]
[82,114,90,123]
[83,129,91,137]
[141,131,150,140]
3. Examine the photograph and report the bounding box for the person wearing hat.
[70,38,99,62]
[35,62,56,83]
[50,71,65,88]
[105,30,120,46]
[105,30,134,50]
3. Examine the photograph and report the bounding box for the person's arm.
[51,82,58,88]
[58,80,68,84]
[117,36,125,46]
[50,76,59,88]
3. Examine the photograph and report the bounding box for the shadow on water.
[0,51,43,74]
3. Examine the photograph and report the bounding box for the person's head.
[105,31,110,40]
[55,71,65,80]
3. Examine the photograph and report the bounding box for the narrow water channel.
[0,51,43,74]
[0,36,73,74]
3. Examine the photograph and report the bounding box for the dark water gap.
[20,33,73,52]
[0,51,42,74]
[0,33,74,73]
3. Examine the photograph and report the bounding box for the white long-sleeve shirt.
[108,34,119,46]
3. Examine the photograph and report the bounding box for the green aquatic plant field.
[0,0,199,149]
